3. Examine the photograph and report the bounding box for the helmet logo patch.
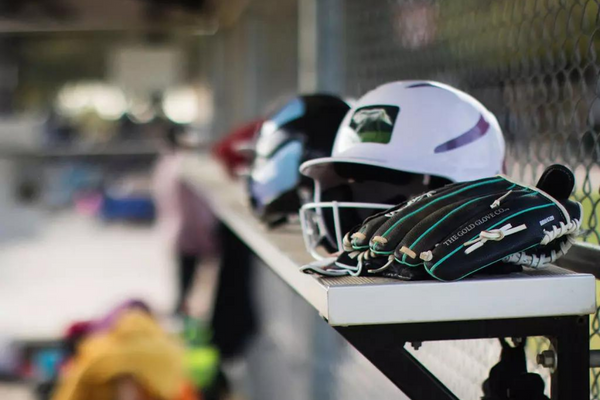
[346,105,400,145]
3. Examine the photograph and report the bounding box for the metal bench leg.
[550,315,589,400]
[336,328,459,400]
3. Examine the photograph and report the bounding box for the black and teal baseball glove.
[301,164,582,281]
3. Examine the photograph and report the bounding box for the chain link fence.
[337,0,600,396]
[341,0,600,243]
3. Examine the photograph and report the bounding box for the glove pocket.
[394,193,507,266]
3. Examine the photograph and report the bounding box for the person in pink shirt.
[153,126,219,314]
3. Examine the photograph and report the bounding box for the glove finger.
[348,193,435,250]
[340,203,406,252]
[348,212,394,250]
[535,164,575,200]
[334,248,392,276]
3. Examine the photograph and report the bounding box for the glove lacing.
[342,249,395,276]
[301,232,396,277]
[490,190,512,209]
[345,232,395,275]
[346,231,365,250]
[462,223,528,255]
[454,190,526,255]
[298,259,352,277]
[504,218,581,269]
[540,219,581,245]
[503,235,575,268]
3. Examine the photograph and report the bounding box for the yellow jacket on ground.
[52,309,186,400]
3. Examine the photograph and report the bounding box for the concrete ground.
[0,384,34,400]
[0,212,174,339]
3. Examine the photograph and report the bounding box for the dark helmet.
[247,94,350,227]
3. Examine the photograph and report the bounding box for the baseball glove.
[300,164,582,281]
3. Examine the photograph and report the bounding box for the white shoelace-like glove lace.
[463,223,528,255]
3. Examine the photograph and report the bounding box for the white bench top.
[183,155,597,326]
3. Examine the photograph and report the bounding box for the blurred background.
[1,0,600,399]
